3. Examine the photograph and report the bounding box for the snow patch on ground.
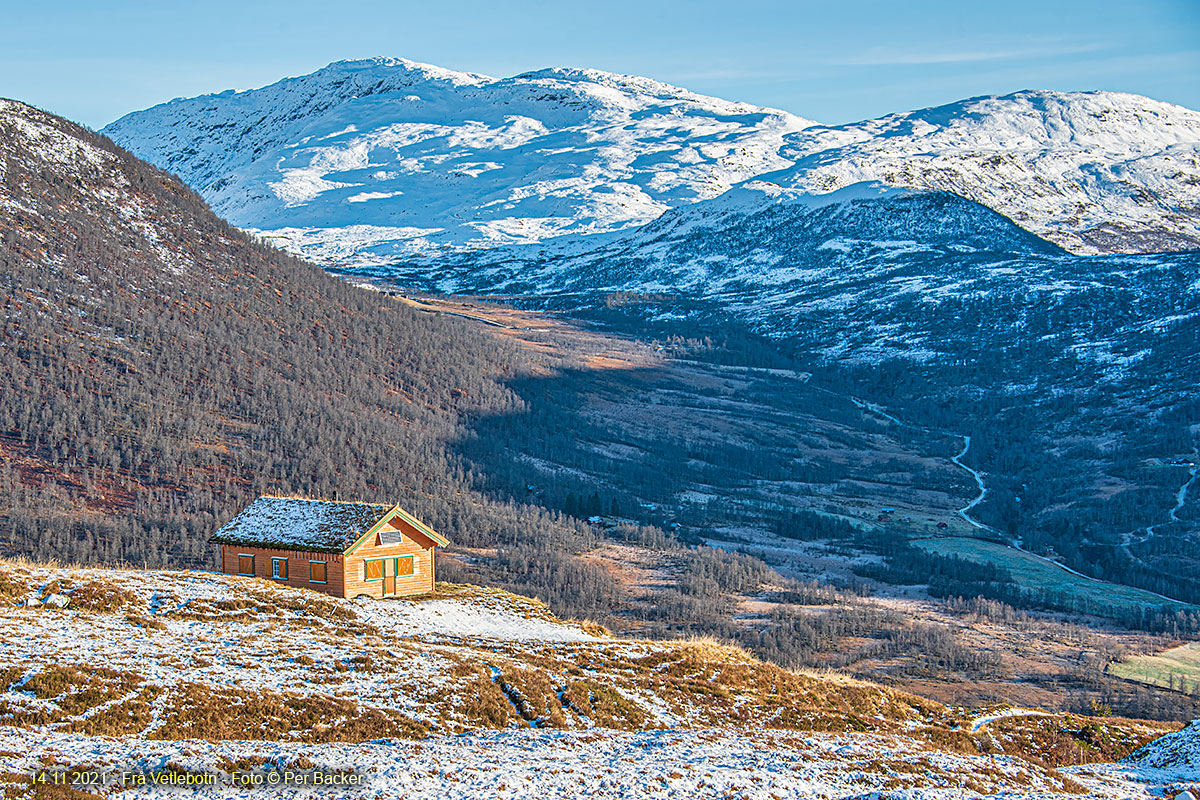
[970,707,1055,732]
[0,726,1172,800]
[356,594,600,643]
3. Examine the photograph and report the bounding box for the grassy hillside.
[1109,642,1200,694]
[0,559,1181,799]
[915,538,1194,617]
[0,559,949,738]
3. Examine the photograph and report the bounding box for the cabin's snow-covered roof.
[209,496,394,553]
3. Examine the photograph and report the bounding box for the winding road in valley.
[950,436,987,530]
[849,396,995,533]
[1140,463,1198,542]
[856,399,1191,600]
[950,433,1100,582]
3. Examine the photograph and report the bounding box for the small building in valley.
[209,496,449,598]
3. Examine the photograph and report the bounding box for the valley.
[368,186,1200,614]
[387,292,1200,718]
[3,58,1200,795]
[89,55,1200,635]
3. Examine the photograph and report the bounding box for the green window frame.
[396,555,415,577]
[364,559,385,582]
[238,554,255,576]
[309,561,327,584]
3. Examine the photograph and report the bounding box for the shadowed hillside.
[0,98,581,578]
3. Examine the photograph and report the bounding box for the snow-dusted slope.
[103,62,1200,264]
[0,560,1185,799]
[0,98,115,174]
[101,57,811,262]
[1126,719,1200,777]
[356,179,1198,399]
[768,90,1200,254]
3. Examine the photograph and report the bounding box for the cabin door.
[383,565,396,597]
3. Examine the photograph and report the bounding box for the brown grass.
[149,681,427,742]
[0,570,32,606]
[67,581,136,614]
[67,686,157,737]
[986,713,1170,767]
[452,669,516,729]
[9,665,142,725]
[497,666,568,727]
[569,619,612,637]
[561,681,650,729]
[124,614,166,630]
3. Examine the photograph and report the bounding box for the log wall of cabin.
[342,521,435,599]
[219,545,345,597]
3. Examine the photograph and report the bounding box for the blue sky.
[5,0,1198,127]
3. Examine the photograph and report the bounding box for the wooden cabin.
[209,496,449,599]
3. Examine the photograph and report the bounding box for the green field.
[1109,642,1200,693]
[913,536,1196,617]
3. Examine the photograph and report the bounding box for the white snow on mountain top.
[101,57,811,260]
[101,61,1200,265]
[766,89,1200,254]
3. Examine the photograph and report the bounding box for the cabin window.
[396,555,415,577]
[379,530,405,546]
[364,559,384,581]
[271,558,288,580]
[238,555,255,576]
[310,561,327,584]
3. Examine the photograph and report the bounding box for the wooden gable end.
[376,515,443,549]
[344,506,446,555]
[342,514,437,598]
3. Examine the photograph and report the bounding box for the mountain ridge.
[101,57,811,259]
[102,59,1200,263]
[768,88,1200,254]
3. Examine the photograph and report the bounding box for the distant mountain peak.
[102,59,1200,264]
[509,66,742,106]
[314,56,493,87]
[102,59,812,263]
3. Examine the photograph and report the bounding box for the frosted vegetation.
[0,560,1190,799]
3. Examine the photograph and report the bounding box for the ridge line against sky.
[4,0,1198,128]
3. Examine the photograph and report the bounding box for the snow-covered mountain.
[103,59,1200,264]
[765,89,1200,255]
[353,179,1199,367]
[101,57,811,261]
